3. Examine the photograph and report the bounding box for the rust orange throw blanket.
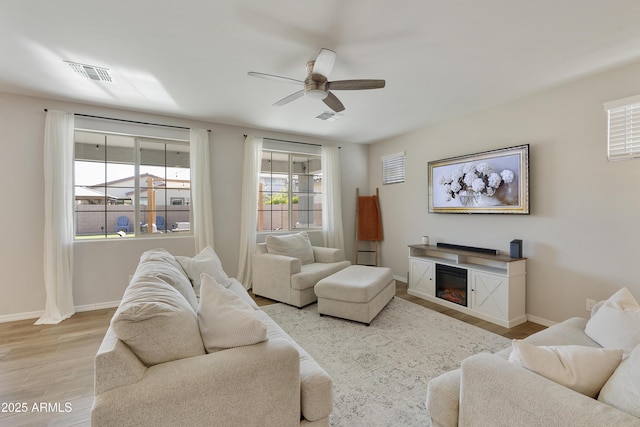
[358,196,383,241]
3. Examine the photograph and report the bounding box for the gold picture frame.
[428,144,529,214]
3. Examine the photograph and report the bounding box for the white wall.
[369,59,640,325]
[14,58,639,325]
[338,142,370,263]
[0,92,366,321]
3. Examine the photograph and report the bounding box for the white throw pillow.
[508,340,623,398]
[197,274,267,352]
[111,277,206,366]
[265,231,315,265]
[585,287,640,357]
[176,246,232,297]
[598,344,640,417]
[226,278,260,310]
[135,248,199,311]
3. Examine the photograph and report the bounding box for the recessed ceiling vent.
[65,61,112,82]
[316,111,343,121]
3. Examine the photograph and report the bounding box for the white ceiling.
[2,1,640,144]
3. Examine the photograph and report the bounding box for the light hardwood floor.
[0,309,115,426]
[0,281,545,426]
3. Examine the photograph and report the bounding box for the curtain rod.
[245,135,320,147]
[44,109,211,132]
[244,135,340,148]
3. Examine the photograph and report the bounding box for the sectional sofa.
[91,247,333,427]
[426,288,640,426]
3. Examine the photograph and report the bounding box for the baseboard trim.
[0,310,45,323]
[393,274,407,283]
[76,301,121,313]
[0,300,120,324]
[526,314,557,327]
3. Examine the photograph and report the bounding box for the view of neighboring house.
[74,186,117,205]
[75,173,191,235]
[86,173,191,207]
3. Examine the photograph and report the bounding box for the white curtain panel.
[36,110,75,325]
[321,145,345,251]
[190,128,215,252]
[236,135,263,289]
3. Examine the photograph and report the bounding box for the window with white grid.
[74,131,191,239]
[258,150,322,231]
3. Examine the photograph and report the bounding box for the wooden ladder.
[355,187,381,266]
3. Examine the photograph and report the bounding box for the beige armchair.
[252,233,350,308]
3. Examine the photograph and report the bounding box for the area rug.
[262,297,510,427]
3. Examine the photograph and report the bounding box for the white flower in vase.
[471,178,486,193]
[476,162,493,175]
[501,169,514,183]
[439,160,516,206]
[463,172,476,187]
[488,172,502,188]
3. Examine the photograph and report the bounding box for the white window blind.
[382,152,405,185]
[604,95,640,161]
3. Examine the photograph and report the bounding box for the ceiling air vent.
[65,61,112,82]
[316,111,343,121]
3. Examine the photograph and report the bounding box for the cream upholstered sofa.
[91,247,333,427]
[252,232,351,308]
[426,288,640,427]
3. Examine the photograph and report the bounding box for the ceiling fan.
[248,48,385,113]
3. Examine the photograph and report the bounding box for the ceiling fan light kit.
[248,48,385,113]
[305,89,329,100]
[304,66,329,100]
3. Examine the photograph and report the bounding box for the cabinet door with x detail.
[470,271,508,319]
[409,258,435,299]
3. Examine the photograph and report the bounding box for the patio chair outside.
[115,216,132,233]
[156,215,165,231]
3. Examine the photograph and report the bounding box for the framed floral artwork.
[428,144,529,214]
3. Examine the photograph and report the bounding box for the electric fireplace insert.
[435,263,468,307]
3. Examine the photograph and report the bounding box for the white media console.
[408,244,527,328]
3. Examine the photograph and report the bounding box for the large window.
[74,130,190,239]
[258,150,322,231]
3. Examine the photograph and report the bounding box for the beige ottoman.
[314,265,396,325]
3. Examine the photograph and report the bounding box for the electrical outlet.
[586,298,596,312]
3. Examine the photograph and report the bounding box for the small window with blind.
[604,95,640,161]
[382,152,405,185]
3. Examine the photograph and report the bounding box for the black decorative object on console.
[510,239,523,258]
[436,242,499,255]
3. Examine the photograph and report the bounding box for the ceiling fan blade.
[273,90,305,107]
[328,79,386,90]
[323,92,345,112]
[311,48,336,79]
[247,71,304,85]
